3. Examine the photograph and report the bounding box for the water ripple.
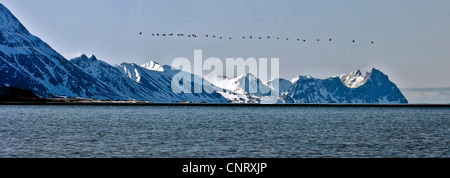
[0,105,448,158]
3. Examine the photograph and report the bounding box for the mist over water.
[0,105,448,158]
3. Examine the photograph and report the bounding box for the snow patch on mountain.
[339,69,368,88]
[204,73,281,103]
[205,73,274,95]
[265,78,292,94]
[141,61,164,72]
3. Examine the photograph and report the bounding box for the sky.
[2,0,450,98]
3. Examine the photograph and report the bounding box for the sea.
[0,105,448,158]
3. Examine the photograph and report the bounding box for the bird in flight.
[139,32,142,35]
[147,31,373,47]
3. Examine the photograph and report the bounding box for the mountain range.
[0,3,408,103]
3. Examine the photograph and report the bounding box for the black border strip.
[1,158,447,177]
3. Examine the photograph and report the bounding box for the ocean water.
[0,105,448,158]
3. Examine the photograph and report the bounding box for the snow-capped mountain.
[204,73,281,103]
[204,68,408,104]
[116,61,228,103]
[0,4,119,99]
[0,3,226,103]
[71,54,228,102]
[0,3,408,104]
[282,68,408,103]
[204,73,274,95]
[70,54,155,100]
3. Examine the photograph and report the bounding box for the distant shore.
[0,98,449,107]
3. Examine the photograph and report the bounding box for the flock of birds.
[139,32,374,44]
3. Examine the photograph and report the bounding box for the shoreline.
[0,100,449,107]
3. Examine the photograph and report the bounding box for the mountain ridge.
[0,3,122,100]
[281,68,408,103]
[0,3,408,103]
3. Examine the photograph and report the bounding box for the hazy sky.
[3,0,450,89]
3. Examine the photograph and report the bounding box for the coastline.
[0,98,448,107]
